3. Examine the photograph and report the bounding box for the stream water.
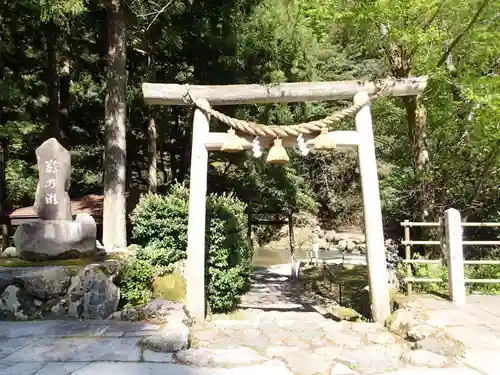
[251,246,309,267]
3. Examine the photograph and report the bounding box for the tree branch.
[463,140,500,222]
[146,0,173,30]
[437,0,490,67]
[409,2,445,57]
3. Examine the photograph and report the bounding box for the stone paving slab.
[0,320,160,338]
[442,324,500,349]
[415,295,500,325]
[384,367,484,375]
[460,349,499,375]
[468,295,500,317]
[1,362,45,375]
[1,337,142,362]
[0,338,39,358]
[73,362,294,375]
[26,362,89,375]
[0,361,489,375]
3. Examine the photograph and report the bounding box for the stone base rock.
[0,284,40,320]
[387,302,435,341]
[67,264,120,319]
[108,298,191,325]
[401,349,448,367]
[176,348,266,366]
[14,213,98,261]
[142,321,190,352]
[0,247,17,258]
[387,301,464,364]
[0,260,122,320]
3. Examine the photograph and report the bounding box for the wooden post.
[186,99,210,322]
[444,208,466,306]
[404,220,413,296]
[354,92,391,324]
[247,202,253,241]
[289,212,298,279]
[312,232,320,261]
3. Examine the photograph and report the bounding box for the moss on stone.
[0,254,122,268]
[152,274,186,302]
[332,306,362,321]
[385,310,397,327]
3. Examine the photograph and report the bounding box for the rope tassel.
[313,128,336,150]
[252,137,262,158]
[221,128,244,152]
[297,134,310,156]
[266,138,289,164]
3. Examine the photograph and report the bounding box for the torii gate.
[142,77,427,324]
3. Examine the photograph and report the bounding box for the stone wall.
[0,260,121,320]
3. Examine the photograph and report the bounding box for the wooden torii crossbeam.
[142,77,427,324]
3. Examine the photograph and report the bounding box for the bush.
[130,184,189,267]
[206,193,253,311]
[117,257,155,307]
[129,183,253,313]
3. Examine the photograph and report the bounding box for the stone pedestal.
[14,213,98,261]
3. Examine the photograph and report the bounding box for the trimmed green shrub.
[206,193,253,312]
[117,257,155,307]
[131,184,189,267]
[129,183,253,313]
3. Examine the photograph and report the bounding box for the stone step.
[0,361,295,375]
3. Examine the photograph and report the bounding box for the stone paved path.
[413,295,500,375]
[1,265,499,374]
[188,266,490,375]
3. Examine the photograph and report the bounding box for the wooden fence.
[401,208,500,305]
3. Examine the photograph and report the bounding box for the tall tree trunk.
[158,122,168,187]
[0,141,7,250]
[45,22,61,140]
[147,52,157,193]
[387,42,432,253]
[403,94,435,255]
[103,0,127,250]
[59,58,71,143]
[177,109,190,183]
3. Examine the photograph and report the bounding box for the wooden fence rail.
[401,208,500,305]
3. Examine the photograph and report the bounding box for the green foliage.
[404,254,449,295]
[38,0,87,22]
[129,183,253,313]
[397,253,500,295]
[206,192,253,312]
[466,264,500,294]
[117,257,155,307]
[130,184,189,267]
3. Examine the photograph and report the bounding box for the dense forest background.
[1,0,499,254]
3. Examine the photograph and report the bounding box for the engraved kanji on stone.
[44,159,59,174]
[34,138,72,221]
[45,192,58,205]
[44,178,56,189]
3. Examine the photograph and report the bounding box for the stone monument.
[14,138,98,260]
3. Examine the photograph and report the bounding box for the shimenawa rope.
[182,78,395,138]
